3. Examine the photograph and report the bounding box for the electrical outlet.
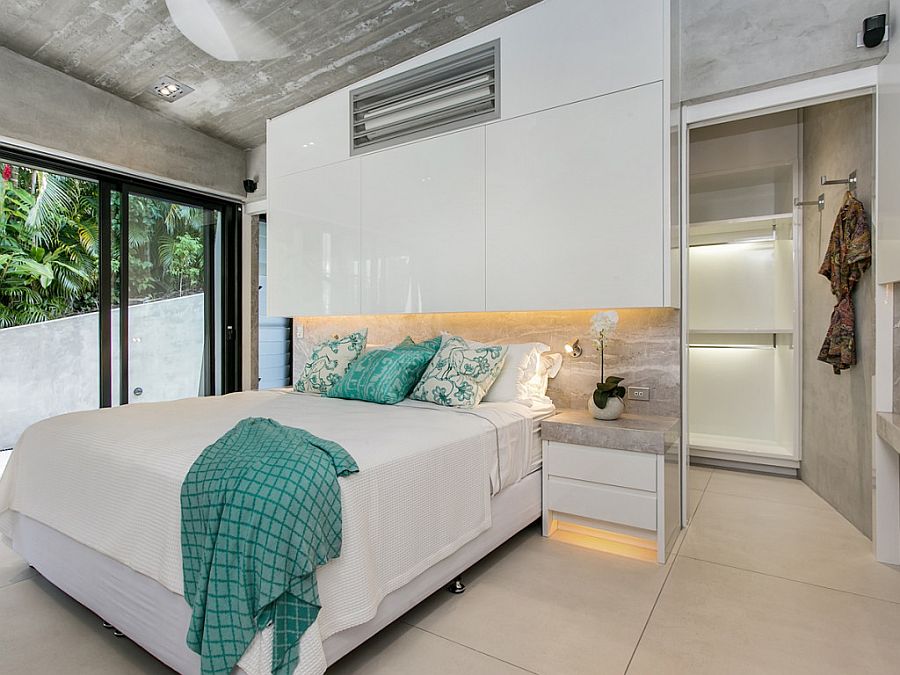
[627,386,650,401]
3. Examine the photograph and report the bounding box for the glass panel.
[0,160,100,450]
[125,193,217,404]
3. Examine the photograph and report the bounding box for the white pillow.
[474,341,550,406]
[526,352,563,405]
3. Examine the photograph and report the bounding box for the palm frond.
[24,172,74,244]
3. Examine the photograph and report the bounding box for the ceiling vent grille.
[350,40,499,154]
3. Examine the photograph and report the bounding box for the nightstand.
[541,410,680,564]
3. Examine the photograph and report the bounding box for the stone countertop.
[541,409,680,455]
[876,412,900,456]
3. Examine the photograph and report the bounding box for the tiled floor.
[2,466,899,674]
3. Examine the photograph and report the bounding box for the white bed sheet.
[0,391,549,675]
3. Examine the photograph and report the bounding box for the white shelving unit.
[687,117,802,469]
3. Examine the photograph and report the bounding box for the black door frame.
[0,145,242,406]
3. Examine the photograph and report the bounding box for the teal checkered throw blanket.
[181,417,358,675]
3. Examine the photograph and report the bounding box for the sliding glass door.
[117,190,220,404]
[0,160,102,449]
[0,147,241,450]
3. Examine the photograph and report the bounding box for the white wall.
[0,295,204,449]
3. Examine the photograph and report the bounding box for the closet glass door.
[118,188,221,404]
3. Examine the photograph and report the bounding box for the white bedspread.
[0,391,538,675]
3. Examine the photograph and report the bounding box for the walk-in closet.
[686,96,876,538]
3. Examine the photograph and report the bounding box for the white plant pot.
[588,394,624,421]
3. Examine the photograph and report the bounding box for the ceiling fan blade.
[166,0,288,62]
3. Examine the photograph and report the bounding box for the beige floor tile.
[0,539,34,589]
[0,575,173,674]
[688,489,704,521]
[681,491,900,602]
[706,470,831,510]
[327,621,533,675]
[627,557,900,675]
[688,465,712,492]
[405,524,668,675]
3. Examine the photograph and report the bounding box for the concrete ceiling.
[0,0,540,150]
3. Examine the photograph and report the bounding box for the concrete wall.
[294,309,682,417]
[0,47,245,197]
[246,144,267,201]
[681,0,889,102]
[0,295,204,449]
[801,95,876,537]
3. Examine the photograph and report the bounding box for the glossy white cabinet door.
[485,82,665,311]
[497,0,664,120]
[360,127,486,314]
[267,159,361,317]
[267,90,349,178]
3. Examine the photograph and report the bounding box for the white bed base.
[11,470,542,674]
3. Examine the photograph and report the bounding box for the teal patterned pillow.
[327,336,441,405]
[294,329,367,395]
[410,335,508,408]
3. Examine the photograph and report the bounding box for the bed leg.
[101,620,124,637]
[447,575,466,594]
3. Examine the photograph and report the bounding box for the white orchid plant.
[588,311,624,410]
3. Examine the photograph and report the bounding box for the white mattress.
[0,391,551,675]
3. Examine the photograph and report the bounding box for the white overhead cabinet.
[267,160,361,317]
[265,0,674,316]
[485,83,665,311]
[360,128,486,314]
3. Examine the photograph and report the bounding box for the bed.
[0,390,553,674]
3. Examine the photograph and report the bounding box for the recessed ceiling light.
[150,76,194,102]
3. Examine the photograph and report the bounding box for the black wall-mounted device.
[243,178,258,193]
[863,14,887,48]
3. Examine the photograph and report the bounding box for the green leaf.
[593,388,611,409]
[593,375,625,409]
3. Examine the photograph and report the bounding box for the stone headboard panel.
[293,309,680,417]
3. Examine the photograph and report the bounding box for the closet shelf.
[690,163,794,194]
[689,432,794,460]
[689,328,793,334]
[689,214,793,246]
[689,213,793,229]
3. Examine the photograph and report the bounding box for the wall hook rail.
[794,193,825,211]
[820,170,857,192]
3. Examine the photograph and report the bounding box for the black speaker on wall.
[863,14,887,48]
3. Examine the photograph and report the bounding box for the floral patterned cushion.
[410,335,507,408]
[294,329,368,395]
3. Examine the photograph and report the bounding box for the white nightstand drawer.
[546,476,657,531]
[546,441,656,492]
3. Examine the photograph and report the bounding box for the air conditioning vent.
[351,40,499,154]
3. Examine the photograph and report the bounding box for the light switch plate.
[627,386,650,401]
[295,323,304,339]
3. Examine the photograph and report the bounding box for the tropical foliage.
[0,163,206,328]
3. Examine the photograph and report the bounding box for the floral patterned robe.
[817,192,871,374]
